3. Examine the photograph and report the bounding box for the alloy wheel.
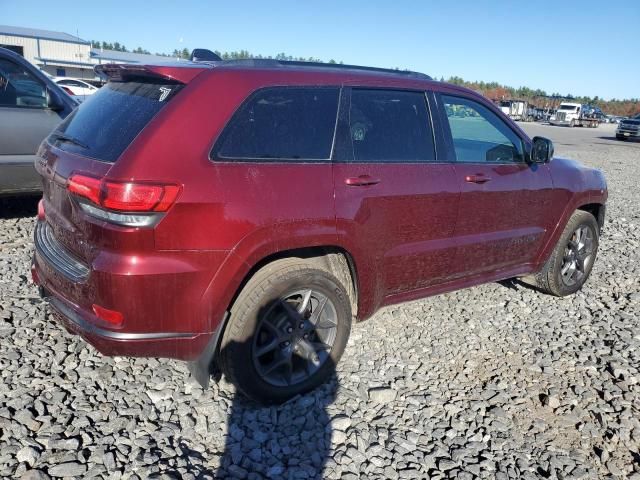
[252,289,338,387]
[560,225,595,286]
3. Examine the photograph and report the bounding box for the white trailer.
[497,100,530,121]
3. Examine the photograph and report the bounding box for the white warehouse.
[0,25,175,79]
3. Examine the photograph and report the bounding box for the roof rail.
[205,57,431,80]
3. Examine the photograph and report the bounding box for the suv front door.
[437,93,554,278]
[333,88,460,309]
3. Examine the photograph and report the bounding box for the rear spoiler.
[94,63,208,84]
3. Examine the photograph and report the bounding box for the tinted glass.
[341,89,435,162]
[50,81,182,162]
[0,58,46,108]
[215,87,339,160]
[442,95,524,163]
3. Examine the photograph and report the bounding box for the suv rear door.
[333,87,459,305]
[436,92,554,277]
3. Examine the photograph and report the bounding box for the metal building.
[0,25,176,79]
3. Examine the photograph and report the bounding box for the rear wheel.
[533,210,599,296]
[218,259,352,403]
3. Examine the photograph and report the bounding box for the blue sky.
[3,0,638,100]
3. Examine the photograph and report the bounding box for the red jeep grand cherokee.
[32,59,607,402]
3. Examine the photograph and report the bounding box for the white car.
[54,77,98,101]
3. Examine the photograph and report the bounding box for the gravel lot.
[1,123,638,479]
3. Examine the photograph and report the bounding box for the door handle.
[344,175,381,186]
[464,174,491,184]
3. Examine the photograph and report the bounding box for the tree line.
[89,40,637,116]
[89,41,339,64]
[442,76,639,116]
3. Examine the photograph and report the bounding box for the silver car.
[0,47,78,196]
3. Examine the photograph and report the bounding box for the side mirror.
[531,136,554,163]
[47,89,65,111]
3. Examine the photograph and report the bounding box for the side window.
[214,87,340,161]
[0,59,47,108]
[442,95,524,163]
[343,89,435,162]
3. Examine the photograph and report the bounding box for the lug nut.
[299,322,305,329]
[286,326,293,333]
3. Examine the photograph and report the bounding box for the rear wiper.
[51,133,89,149]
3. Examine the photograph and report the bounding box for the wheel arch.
[189,244,362,388]
[231,245,360,320]
[535,197,604,269]
[577,202,605,232]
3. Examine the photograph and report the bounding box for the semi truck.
[549,103,600,128]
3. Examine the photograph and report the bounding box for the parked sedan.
[54,77,99,102]
[0,47,78,196]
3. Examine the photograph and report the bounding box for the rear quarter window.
[212,87,340,161]
[50,81,182,162]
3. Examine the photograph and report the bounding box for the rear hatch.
[36,63,206,266]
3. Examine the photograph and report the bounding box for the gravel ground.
[1,123,639,479]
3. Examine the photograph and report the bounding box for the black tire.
[570,120,576,128]
[616,135,626,140]
[534,210,599,296]
[218,258,352,404]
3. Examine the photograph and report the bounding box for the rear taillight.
[68,175,101,205]
[68,174,180,212]
[67,174,181,227]
[101,182,181,212]
[60,86,75,96]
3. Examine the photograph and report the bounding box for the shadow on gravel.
[215,333,338,480]
[497,278,545,294]
[162,335,338,478]
[0,195,40,219]
[214,370,337,480]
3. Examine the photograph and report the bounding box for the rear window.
[213,87,340,161]
[339,89,435,162]
[50,80,182,162]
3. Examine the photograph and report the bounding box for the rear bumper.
[37,280,211,360]
[32,220,230,361]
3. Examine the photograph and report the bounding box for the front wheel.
[218,259,352,403]
[533,210,600,296]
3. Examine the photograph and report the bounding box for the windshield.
[49,80,182,162]
[559,105,579,111]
